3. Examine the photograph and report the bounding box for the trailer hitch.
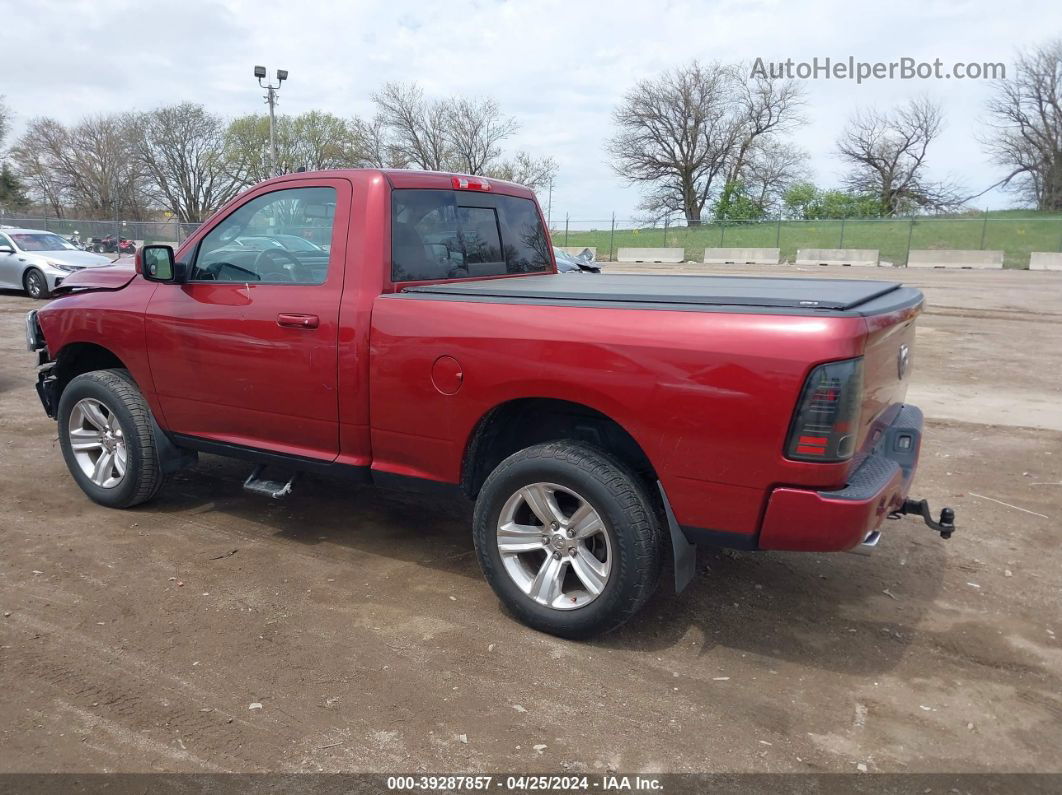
[890,499,956,539]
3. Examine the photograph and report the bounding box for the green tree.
[0,162,29,210]
[714,181,768,221]
[810,190,881,219]
[0,95,9,148]
[781,181,818,218]
[223,111,365,187]
[782,182,883,219]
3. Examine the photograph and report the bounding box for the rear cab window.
[391,189,551,282]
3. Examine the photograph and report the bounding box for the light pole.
[254,65,288,177]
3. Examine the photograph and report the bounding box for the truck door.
[145,179,351,461]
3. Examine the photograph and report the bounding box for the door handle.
[277,313,319,329]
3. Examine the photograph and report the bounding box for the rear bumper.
[758,404,924,552]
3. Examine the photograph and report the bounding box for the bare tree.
[741,139,811,211]
[73,115,149,218]
[446,96,518,174]
[608,61,803,225]
[486,151,558,192]
[372,82,452,170]
[350,115,401,168]
[10,114,146,218]
[837,97,963,215]
[725,72,804,186]
[369,82,556,188]
[9,119,69,215]
[129,103,240,223]
[983,39,1062,210]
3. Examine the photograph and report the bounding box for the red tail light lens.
[786,357,863,462]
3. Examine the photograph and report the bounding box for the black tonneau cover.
[402,273,918,315]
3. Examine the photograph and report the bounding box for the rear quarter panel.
[368,296,871,537]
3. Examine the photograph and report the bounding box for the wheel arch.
[460,397,658,501]
[54,342,130,397]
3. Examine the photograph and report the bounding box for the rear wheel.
[57,369,164,508]
[473,441,662,639]
[23,268,51,299]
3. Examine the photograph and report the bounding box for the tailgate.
[857,304,922,452]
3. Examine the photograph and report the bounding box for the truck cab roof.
[252,168,538,200]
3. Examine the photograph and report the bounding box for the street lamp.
[254,65,288,177]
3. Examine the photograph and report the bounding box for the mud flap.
[151,416,198,475]
[657,481,697,593]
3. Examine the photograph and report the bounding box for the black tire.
[473,441,663,639]
[57,369,164,509]
[23,268,51,299]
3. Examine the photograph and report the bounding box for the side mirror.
[0,245,14,254]
[140,245,185,283]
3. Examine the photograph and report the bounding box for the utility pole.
[254,66,288,177]
[547,178,554,226]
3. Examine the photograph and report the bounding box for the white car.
[0,228,115,299]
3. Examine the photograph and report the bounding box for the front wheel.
[473,441,663,639]
[23,268,51,299]
[57,369,164,508]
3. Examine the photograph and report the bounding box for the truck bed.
[401,274,922,316]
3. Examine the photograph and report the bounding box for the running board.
[243,465,297,499]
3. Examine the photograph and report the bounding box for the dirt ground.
[0,265,1060,775]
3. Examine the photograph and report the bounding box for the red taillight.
[451,176,491,191]
[786,357,864,462]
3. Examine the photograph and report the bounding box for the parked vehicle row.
[0,228,114,299]
[86,235,137,255]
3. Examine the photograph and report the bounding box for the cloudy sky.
[4,0,1061,224]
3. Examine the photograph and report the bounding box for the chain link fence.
[5,210,1061,268]
[550,213,1062,267]
[0,213,200,247]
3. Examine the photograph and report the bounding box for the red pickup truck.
[25,169,954,638]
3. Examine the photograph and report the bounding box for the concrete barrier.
[1029,252,1062,271]
[795,248,879,267]
[907,250,1003,269]
[616,247,685,263]
[703,247,780,265]
[557,246,597,260]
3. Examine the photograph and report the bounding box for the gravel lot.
[0,266,1060,774]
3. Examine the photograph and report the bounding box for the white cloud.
[3,0,1060,221]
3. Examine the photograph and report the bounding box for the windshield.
[10,233,76,252]
[275,235,322,252]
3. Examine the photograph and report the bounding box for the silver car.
[0,227,114,299]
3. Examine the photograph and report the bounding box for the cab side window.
[191,187,337,284]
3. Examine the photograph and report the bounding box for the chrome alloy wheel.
[25,271,45,298]
[68,398,127,488]
[496,482,612,610]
